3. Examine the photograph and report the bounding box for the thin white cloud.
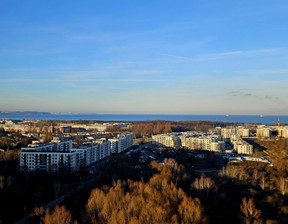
[159,48,285,62]
[158,53,190,59]
[0,77,163,83]
[132,70,163,75]
[240,69,288,75]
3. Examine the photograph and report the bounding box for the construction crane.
[273,118,281,140]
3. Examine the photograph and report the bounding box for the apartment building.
[279,126,288,138]
[153,131,252,155]
[210,141,225,152]
[234,142,253,155]
[109,133,134,154]
[256,127,271,138]
[221,128,237,139]
[20,132,134,173]
[93,138,111,160]
[20,140,80,172]
[152,132,224,151]
[152,134,180,147]
[237,128,250,137]
[230,134,253,155]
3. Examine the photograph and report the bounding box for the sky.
[0,0,288,115]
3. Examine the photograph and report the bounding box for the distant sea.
[0,114,288,124]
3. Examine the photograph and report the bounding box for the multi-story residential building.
[279,126,288,138]
[109,138,121,154]
[20,140,80,172]
[93,138,111,160]
[109,133,134,154]
[51,138,72,151]
[153,131,253,155]
[229,134,253,155]
[237,128,250,137]
[153,132,223,151]
[234,142,253,155]
[256,127,271,138]
[152,134,180,147]
[221,127,250,138]
[20,132,134,173]
[210,141,225,152]
[123,133,134,149]
[72,144,93,168]
[221,128,237,139]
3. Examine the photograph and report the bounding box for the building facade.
[20,133,134,173]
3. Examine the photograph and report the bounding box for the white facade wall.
[125,133,134,149]
[152,134,180,147]
[20,132,134,172]
[109,139,120,154]
[210,141,225,152]
[236,144,253,155]
[109,133,134,154]
[221,128,237,139]
[72,146,92,168]
[20,150,80,172]
[237,128,250,137]
[91,143,99,162]
[256,128,271,138]
[94,139,111,159]
[279,127,288,138]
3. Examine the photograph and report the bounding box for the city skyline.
[1,0,288,115]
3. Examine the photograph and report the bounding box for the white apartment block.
[279,127,288,138]
[185,137,212,150]
[210,141,225,152]
[184,135,223,152]
[123,133,133,149]
[152,134,180,147]
[153,131,253,155]
[221,127,250,138]
[153,132,223,151]
[221,128,237,139]
[93,138,111,160]
[230,135,253,155]
[72,145,93,168]
[110,139,121,154]
[20,132,134,173]
[20,140,80,172]
[234,142,253,155]
[109,133,133,154]
[256,128,271,138]
[237,128,250,137]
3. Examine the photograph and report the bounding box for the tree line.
[130,120,230,137]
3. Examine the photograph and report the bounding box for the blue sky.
[0,0,288,114]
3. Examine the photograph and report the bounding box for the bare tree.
[191,175,216,193]
[240,197,262,224]
[260,175,265,191]
[0,176,4,189]
[199,176,205,190]
[205,177,216,192]
[279,177,287,196]
[53,181,61,200]
[192,178,200,190]
[253,169,259,182]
